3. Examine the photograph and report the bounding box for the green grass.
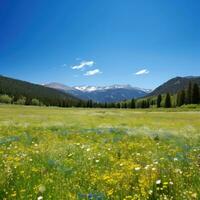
[0,105,200,200]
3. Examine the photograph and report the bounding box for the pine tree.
[116,103,121,108]
[176,91,181,107]
[157,94,162,108]
[141,100,146,108]
[104,102,107,108]
[177,90,185,107]
[146,99,150,108]
[165,93,171,108]
[180,90,185,106]
[86,100,90,108]
[124,102,127,109]
[186,81,192,104]
[191,83,199,104]
[89,100,93,108]
[130,98,135,109]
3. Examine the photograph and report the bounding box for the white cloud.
[135,69,149,75]
[84,69,102,76]
[72,60,94,70]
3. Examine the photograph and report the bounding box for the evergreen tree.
[177,90,185,107]
[110,102,115,108]
[180,90,185,106]
[89,100,93,108]
[191,83,199,104]
[86,100,90,108]
[116,102,121,108]
[164,93,171,108]
[157,94,162,108]
[124,102,127,109]
[176,92,180,107]
[136,101,141,108]
[130,98,135,109]
[141,100,146,108]
[146,99,150,108]
[186,81,192,104]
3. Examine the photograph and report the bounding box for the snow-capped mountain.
[74,84,151,92]
[74,85,130,92]
[45,83,152,103]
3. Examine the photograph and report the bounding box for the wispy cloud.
[135,69,149,75]
[84,69,102,76]
[72,60,94,70]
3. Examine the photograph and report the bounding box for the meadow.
[0,105,200,200]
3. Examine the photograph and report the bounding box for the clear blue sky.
[0,0,200,89]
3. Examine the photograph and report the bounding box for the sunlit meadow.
[0,105,200,200]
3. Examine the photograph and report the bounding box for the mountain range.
[0,75,200,105]
[45,76,200,103]
[44,83,152,103]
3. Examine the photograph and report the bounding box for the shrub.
[181,104,200,109]
[15,96,26,105]
[0,94,12,104]
[31,98,40,106]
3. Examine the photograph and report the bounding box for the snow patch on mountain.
[74,84,152,93]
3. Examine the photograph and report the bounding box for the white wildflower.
[148,190,153,194]
[135,167,141,171]
[144,165,150,170]
[156,180,161,184]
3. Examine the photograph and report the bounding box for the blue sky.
[0,0,200,89]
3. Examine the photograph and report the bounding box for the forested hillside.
[149,76,200,96]
[0,75,82,107]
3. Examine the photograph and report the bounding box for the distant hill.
[45,83,151,103]
[0,76,81,106]
[149,76,200,96]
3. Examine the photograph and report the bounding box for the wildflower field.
[0,105,200,200]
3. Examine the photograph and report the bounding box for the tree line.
[156,82,200,108]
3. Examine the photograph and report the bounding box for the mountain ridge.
[0,75,81,106]
[148,76,200,96]
[1,75,200,105]
[45,83,151,103]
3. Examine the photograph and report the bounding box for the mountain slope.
[45,83,151,103]
[149,76,200,96]
[0,76,81,106]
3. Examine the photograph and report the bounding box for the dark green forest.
[0,75,84,107]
